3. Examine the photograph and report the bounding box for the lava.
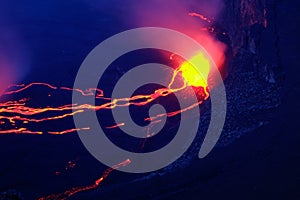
[39,159,131,200]
[1,46,213,200]
[106,122,125,129]
[4,82,105,98]
[188,12,212,23]
[0,52,210,136]
[0,127,43,135]
[48,127,91,135]
[177,53,210,87]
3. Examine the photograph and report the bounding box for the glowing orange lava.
[0,51,212,199]
[39,159,131,200]
[179,53,210,87]
[0,52,210,135]
[188,12,212,23]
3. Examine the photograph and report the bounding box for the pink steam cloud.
[0,5,29,98]
[125,0,227,75]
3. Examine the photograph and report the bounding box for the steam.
[83,0,227,78]
[0,2,29,97]
[126,0,227,74]
[0,56,16,96]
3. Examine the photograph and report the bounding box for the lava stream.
[0,52,212,199]
[0,52,210,135]
[38,159,131,200]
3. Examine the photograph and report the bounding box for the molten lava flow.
[48,127,91,135]
[0,51,212,199]
[39,159,131,200]
[188,12,212,23]
[179,53,210,88]
[0,52,210,135]
[106,122,125,129]
[0,127,43,135]
[4,83,105,98]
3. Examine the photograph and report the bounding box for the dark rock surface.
[0,190,23,200]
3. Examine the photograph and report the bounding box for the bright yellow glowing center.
[180,53,210,87]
